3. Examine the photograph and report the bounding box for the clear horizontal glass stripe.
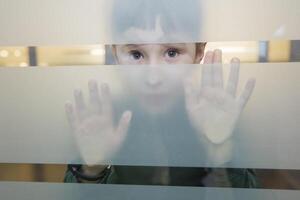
[0,182,299,200]
[0,0,300,45]
[0,63,299,169]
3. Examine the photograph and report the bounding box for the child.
[64,0,258,188]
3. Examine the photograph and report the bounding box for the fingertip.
[231,57,240,64]
[88,79,98,90]
[212,49,222,63]
[213,49,222,55]
[204,51,214,64]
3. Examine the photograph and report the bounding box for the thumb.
[116,110,132,138]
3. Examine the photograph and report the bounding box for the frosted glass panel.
[0,0,299,45]
[0,182,299,200]
[0,63,299,169]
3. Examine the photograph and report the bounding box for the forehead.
[123,16,165,43]
[111,0,201,44]
[118,43,192,51]
[122,26,191,44]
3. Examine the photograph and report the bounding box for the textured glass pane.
[0,0,299,45]
[0,182,299,200]
[0,63,299,169]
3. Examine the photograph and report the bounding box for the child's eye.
[165,48,180,58]
[129,50,144,60]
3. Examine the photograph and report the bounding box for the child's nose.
[147,56,163,65]
[146,70,162,88]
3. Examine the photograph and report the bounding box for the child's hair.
[111,0,201,43]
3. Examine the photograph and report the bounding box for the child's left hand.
[184,49,256,145]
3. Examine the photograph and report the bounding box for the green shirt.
[64,166,259,188]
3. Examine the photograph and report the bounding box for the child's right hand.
[65,80,132,166]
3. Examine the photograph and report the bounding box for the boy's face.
[113,43,205,114]
[114,43,202,65]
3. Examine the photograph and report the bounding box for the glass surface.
[0,182,300,199]
[0,0,299,45]
[0,0,299,198]
[0,63,298,169]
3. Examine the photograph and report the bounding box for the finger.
[88,80,102,113]
[203,51,214,64]
[101,83,113,117]
[212,49,223,88]
[65,101,77,129]
[74,89,86,120]
[226,58,240,97]
[238,78,256,109]
[184,78,198,110]
[116,111,132,137]
[201,51,213,88]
